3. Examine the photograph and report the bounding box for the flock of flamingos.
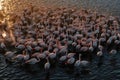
[0,6,120,76]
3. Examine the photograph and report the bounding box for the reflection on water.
[0,0,4,10]
[2,31,6,38]
[1,0,120,16]
[0,52,120,80]
[0,0,120,80]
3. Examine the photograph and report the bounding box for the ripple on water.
[1,1,120,79]
[0,52,120,80]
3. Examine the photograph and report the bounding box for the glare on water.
[2,31,6,38]
[0,0,4,10]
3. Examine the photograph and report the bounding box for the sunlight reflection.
[0,0,4,10]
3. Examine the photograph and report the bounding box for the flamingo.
[44,57,50,70]
[97,51,103,56]
[98,40,103,51]
[14,54,24,61]
[25,58,40,64]
[48,52,56,59]
[23,50,30,61]
[34,46,41,52]
[5,51,17,61]
[99,37,106,43]
[107,38,112,45]
[31,52,40,57]
[80,60,89,68]
[19,39,25,44]
[109,49,117,55]
[53,48,59,53]
[75,54,89,67]
[89,46,94,52]
[114,40,120,45]
[80,46,88,52]
[72,42,77,47]
[76,44,81,50]
[31,45,42,56]
[114,40,120,50]
[109,49,117,66]
[59,51,68,62]
[14,50,30,62]
[74,54,81,67]
[67,53,76,58]
[92,39,98,48]
[56,39,67,50]
[16,44,25,50]
[26,45,32,52]
[37,53,46,59]
[0,42,6,49]
[58,44,68,56]
[43,50,50,56]
[31,41,38,47]
[67,57,75,65]
[96,50,104,67]
[1,7,120,73]
[112,35,117,40]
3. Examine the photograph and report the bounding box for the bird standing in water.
[44,57,50,80]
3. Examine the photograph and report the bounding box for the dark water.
[0,51,120,80]
[1,0,120,80]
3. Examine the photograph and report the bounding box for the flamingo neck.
[79,54,81,61]
[46,57,49,63]
[23,50,26,55]
[40,48,43,53]
[37,58,40,62]
[56,40,61,49]
[78,40,81,44]
[65,51,67,55]
[99,40,101,45]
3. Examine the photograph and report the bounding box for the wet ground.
[0,0,120,80]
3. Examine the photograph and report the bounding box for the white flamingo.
[74,54,89,67]
[44,57,50,70]
[97,51,103,56]
[14,50,30,61]
[109,49,117,55]
[80,46,88,52]
[59,51,68,62]
[67,57,75,64]
[31,52,40,57]
[34,46,41,51]
[5,51,16,60]
[67,53,76,58]
[74,54,81,67]
[16,44,25,50]
[26,45,32,51]
[48,52,56,59]
[25,58,40,64]
[0,42,6,49]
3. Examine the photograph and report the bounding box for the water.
[4,0,120,16]
[0,51,120,80]
[1,0,120,80]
